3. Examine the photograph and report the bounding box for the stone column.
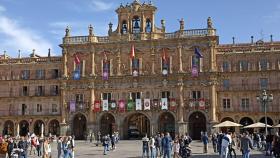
[177,78,187,135]
[91,48,95,76]
[60,88,68,136]
[141,12,145,33]
[62,48,68,77]
[209,81,218,127]
[178,44,183,73]
[209,42,217,72]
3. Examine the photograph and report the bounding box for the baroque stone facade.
[0,0,280,139]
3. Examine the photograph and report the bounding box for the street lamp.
[256,90,273,136]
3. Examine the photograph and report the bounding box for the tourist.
[220,131,232,158]
[162,132,172,158]
[18,136,29,158]
[202,132,209,153]
[48,138,52,158]
[155,133,162,158]
[217,131,224,155]
[36,136,43,157]
[62,137,69,158]
[149,136,156,158]
[68,136,75,158]
[240,131,253,158]
[43,138,49,158]
[211,133,218,153]
[7,137,16,158]
[0,137,8,158]
[142,134,149,158]
[273,132,280,157]
[111,134,116,150]
[266,131,273,156]
[160,133,165,157]
[30,136,37,155]
[57,137,63,158]
[172,137,180,158]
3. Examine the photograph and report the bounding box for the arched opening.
[19,120,29,136]
[239,117,254,134]
[159,112,175,138]
[145,19,152,33]
[100,113,115,136]
[132,16,141,34]
[3,120,14,136]
[33,120,44,136]
[259,117,274,133]
[220,117,235,133]
[121,20,128,34]
[49,119,60,136]
[124,113,150,139]
[188,111,206,140]
[73,114,87,140]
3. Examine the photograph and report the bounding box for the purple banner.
[70,101,76,112]
[192,66,198,77]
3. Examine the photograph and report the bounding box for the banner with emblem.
[169,98,176,110]
[127,99,134,111]
[110,100,117,110]
[199,98,205,110]
[69,101,76,112]
[161,98,168,110]
[135,99,142,110]
[144,99,151,110]
[94,100,101,112]
[118,99,125,112]
[102,100,109,111]
[153,99,159,110]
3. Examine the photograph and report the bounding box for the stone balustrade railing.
[0,57,62,65]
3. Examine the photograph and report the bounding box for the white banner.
[144,99,151,110]
[102,100,109,111]
[161,98,168,110]
[136,99,142,110]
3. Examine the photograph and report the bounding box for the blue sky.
[0,0,280,57]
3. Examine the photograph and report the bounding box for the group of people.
[142,132,192,158]
[101,133,119,155]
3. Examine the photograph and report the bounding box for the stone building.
[0,0,280,140]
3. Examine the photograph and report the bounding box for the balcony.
[0,108,60,116]
[68,101,90,112]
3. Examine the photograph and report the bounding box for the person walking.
[202,132,209,153]
[43,138,49,158]
[7,137,15,158]
[155,133,162,158]
[18,136,29,158]
[212,133,218,153]
[57,137,63,158]
[273,132,280,157]
[266,132,273,156]
[220,132,232,158]
[142,134,149,158]
[162,132,172,158]
[103,135,110,155]
[149,136,156,158]
[62,137,69,158]
[240,131,253,158]
[47,138,52,158]
[172,138,180,158]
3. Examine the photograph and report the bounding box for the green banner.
[127,100,135,111]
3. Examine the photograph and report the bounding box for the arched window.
[121,20,128,34]
[132,16,141,34]
[145,19,152,33]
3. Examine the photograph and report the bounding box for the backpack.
[0,142,8,154]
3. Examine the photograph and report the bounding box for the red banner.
[118,100,125,112]
[169,98,176,111]
[94,100,101,112]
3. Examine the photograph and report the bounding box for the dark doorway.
[19,120,29,136]
[188,112,206,140]
[33,120,44,136]
[124,113,150,139]
[49,119,60,136]
[73,114,87,140]
[100,113,115,136]
[159,112,175,138]
[239,117,254,134]
[3,120,14,136]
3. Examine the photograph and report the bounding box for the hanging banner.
[144,99,151,110]
[110,100,117,110]
[161,98,168,110]
[127,99,134,111]
[103,60,109,80]
[70,101,76,112]
[102,100,109,111]
[94,100,101,112]
[153,99,159,110]
[191,65,198,77]
[118,100,125,112]
[199,98,205,110]
[169,98,176,110]
[135,99,142,110]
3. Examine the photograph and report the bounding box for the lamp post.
[256,90,273,136]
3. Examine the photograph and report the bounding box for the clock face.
[162,69,168,75]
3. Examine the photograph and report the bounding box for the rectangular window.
[260,78,268,90]
[22,104,27,115]
[241,98,249,110]
[102,93,112,101]
[75,94,84,103]
[131,92,141,102]
[223,79,230,90]
[223,61,229,72]
[240,60,248,71]
[52,104,58,113]
[192,56,201,72]
[36,104,42,112]
[36,86,44,96]
[50,85,59,96]
[51,69,59,79]
[161,91,170,99]
[192,91,201,100]
[22,86,28,96]
[223,98,231,109]
[132,59,139,76]
[36,69,45,79]
[21,70,30,80]
[260,59,268,71]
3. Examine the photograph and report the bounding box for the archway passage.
[220,117,235,133]
[159,112,175,138]
[3,120,14,136]
[188,112,206,140]
[33,120,44,136]
[49,119,60,136]
[100,113,115,136]
[124,113,150,139]
[239,117,254,134]
[19,120,29,136]
[73,114,87,140]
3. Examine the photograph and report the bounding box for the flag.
[191,65,198,77]
[74,54,81,65]
[103,60,109,80]
[118,100,125,112]
[127,99,134,111]
[102,100,109,111]
[195,47,203,58]
[144,99,151,110]
[94,100,101,112]
[161,98,168,110]
[130,44,135,59]
[162,48,169,75]
[69,101,76,112]
[110,100,117,110]
[162,48,168,64]
[199,98,205,110]
[169,98,176,110]
[136,99,142,110]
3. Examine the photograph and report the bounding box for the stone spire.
[65,26,70,37]
[179,18,184,30]
[18,50,21,58]
[161,19,166,33]
[48,48,51,57]
[108,22,113,35]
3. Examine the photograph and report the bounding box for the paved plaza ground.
[27,140,268,158]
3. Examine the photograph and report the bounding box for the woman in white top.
[149,136,156,158]
[173,138,180,158]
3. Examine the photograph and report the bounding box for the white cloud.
[90,0,113,11]
[0,15,53,57]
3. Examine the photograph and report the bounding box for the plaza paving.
[27,140,267,158]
